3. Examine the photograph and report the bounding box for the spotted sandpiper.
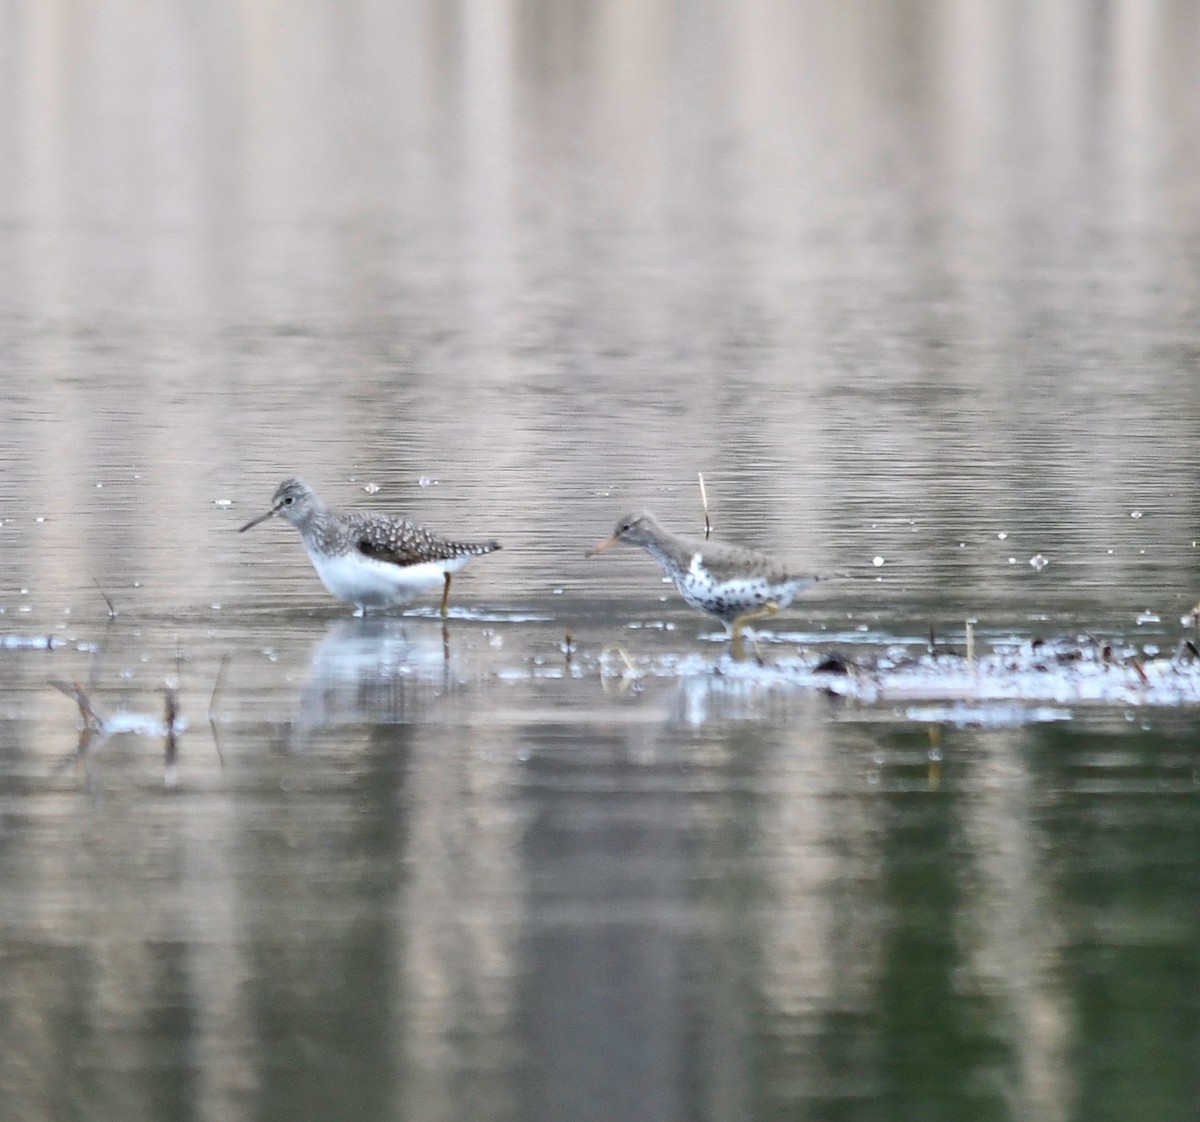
[586,509,830,645]
[240,478,500,616]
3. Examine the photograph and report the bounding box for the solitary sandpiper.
[240,478,500,616]
[587,510,830,645]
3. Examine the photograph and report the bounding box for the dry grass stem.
[697,472,712,539]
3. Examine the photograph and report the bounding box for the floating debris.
[557,633,1200,715]
[362,482,380,494]
[3,634,63,650]
[813,654,851,675]
[1029,553,1049,571]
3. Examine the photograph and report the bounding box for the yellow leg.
[730,601,779,662]
[440,573,452,618]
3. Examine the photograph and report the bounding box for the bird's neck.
[642,531,696,576]
[292,503,336,548]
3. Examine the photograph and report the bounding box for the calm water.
[3,3,1200,1120]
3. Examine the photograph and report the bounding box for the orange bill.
[584,534,620,558]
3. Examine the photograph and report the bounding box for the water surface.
[2,4,1200,1120]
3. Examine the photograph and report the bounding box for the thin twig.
[207,654,230,767]
[164,678,180,775]
[91,574,117,620]
[49,678,104,728]
[208,654,231,719]
[50,679,107,764]
[1173,638,1200,665]
[599,645,641,692]
[697,473,712,540]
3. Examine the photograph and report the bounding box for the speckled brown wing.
[347,512,500,568]
[677,538,807,586]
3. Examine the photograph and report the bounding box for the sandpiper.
[586,509,830,643]
[240,478,500,616]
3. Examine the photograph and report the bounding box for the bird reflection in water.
[293,616,459,734]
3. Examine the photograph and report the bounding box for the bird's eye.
[284,496,294,505]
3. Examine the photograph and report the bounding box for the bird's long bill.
[238,507,276,533]
[584,534,619,558]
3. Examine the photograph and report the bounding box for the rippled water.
[3,4,1200,1120]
